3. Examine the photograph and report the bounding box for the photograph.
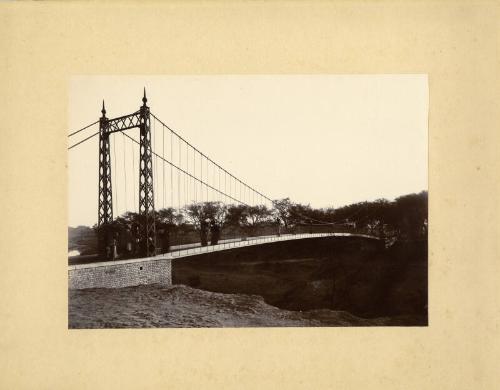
[68,75,428,328]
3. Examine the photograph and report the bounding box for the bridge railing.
[165,231,341,258]
[154,223,377,256]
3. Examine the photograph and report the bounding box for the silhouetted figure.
[132,223,140,256]
[210,220,220,245]
[276,217,281,237]
[200,219,209,247]
[109,234,118,260]
[124,226,133,258]
[105,232,117,260]
[161,226,171,253]
[147,236,155,256]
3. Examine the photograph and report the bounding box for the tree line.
[87,190,427,258]
[273,191,428,240]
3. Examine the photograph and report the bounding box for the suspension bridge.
[68,89,379,265]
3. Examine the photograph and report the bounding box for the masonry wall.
[69,256,172,290]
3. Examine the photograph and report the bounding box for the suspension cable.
[194,148,197,204]
[122,132,250,206]
[122,133,127,213]
[185,141,188,207]
[170,128,173,208]
[68,120,99,137]
[153,117,157,207]
[67,131,99,150]
[162,123,165,209]
[112,135,118,217]
[151,112,272,203]
[178,135,181,218]
[131,135,137,212]
[185,144,188,209]
[200,150,203,202]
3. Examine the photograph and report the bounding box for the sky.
[68,75,428,227]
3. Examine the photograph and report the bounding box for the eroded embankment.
[69,284,396,328]
[172,236,427,325]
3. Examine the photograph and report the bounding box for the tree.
[156,207,183,227]
[272,198,292,229]
[288,202,315,226]
[243,205,272,227]
[225,204,247,229]
[234,204,272,236]
[393,191,428,239]
[184,201,228,245]
[204,201,228,227]
[185,201,227,228]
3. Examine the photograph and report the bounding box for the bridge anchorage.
[98,89,156,257]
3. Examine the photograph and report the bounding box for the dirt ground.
[69,284,397,328]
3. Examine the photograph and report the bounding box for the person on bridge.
[160,225,170,253]
[200,218,209,247]
[276,217,281,237]
[210,220,221,245]
[132,223,140,256]
[124,225,134,258]
[105,232,117,260]
[111,234,118,260]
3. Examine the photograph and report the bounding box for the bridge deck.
[69,232,380,270]
[168,232,379,259]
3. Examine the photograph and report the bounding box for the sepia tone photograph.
[68,75,428,328]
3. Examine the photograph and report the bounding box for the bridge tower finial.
[101,100,106,117]
[142,87,147,106]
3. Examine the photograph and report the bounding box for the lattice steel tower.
[97,89,156,257]
[98,101,112,228]
[138,91,156,256]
